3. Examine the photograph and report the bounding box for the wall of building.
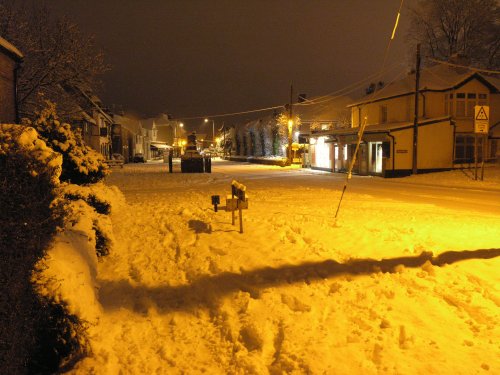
[351,95,414,128]
[391,128,413,170]
[0,53,17,123]
[489,93,500,134]
[418,120,454,169]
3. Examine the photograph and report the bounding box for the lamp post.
[288,119,294,165]
[174,122,184,156]
[175,122,184,146]
[204,118,215,142]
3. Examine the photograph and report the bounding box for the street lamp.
[175,122,184,143]
[288,119,294,165]
[204,118,215,142]
[173,122,184,156]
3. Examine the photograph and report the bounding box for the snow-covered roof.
[141,118,157,130]
[0,36,23,60]
[114,114,142,134]
[295,95,354,122]
[348,64,500,107]
[73,108,97,124]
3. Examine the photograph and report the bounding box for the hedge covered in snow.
[24,102,109,185]
[0,124,122,373]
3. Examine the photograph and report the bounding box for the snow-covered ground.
[70,160,499,374]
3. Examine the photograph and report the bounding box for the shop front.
[309,118,454,177]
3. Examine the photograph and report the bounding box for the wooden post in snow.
[412,44,421,175]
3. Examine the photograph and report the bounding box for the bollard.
[168,150,173,173]
[204,156,212,173]
[211,195,220,212]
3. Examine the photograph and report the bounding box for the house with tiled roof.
[309,64,500,177]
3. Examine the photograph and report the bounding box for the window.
[379,105,387,124]
[449,92,489,117]
[478,93,488,106]
[455,134,483,163]
[490,140,498,159]
[466,93,476,118]
[381,142,390,158]
[456,93,466,117]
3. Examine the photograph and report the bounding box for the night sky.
[51,0,414,129]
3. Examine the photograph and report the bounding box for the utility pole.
[412,43,421,175]
[222,121,226,157]
[288,83,293,165]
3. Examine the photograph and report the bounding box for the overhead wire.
[176,0,408,127]
[334,0,405,222]
[177,104,284,121]
[296,64,407,123]
[295,61,404,106]
[427,58,500,75]
[176,61,406,122]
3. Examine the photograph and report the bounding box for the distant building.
[113,113,145,163]
[0,37,23,123]
[69,87,113,159]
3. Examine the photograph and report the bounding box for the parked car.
[112,153,124,161]
[132,153,145,163]
[105,153,125,168]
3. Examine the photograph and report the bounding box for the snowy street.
[73,160,500,374]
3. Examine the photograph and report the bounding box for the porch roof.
[310,116,452,138]
[150,141,172,149]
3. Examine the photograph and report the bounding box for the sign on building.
[474,105,489,134]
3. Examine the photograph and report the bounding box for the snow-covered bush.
[24,102,109,185]
[0,124,119,373]
[61,182,123,258]
[0,124,73,373]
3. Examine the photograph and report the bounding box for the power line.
[334,0,405,222]
[295,62,405,107]
[177,104,284,121]
[427,58,500,75]
[175,62,406,122]
[177,0,408,124]
[296,61,403,106]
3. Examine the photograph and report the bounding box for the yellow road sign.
[474,105,489,134]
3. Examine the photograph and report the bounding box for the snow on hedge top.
[0,124,62,183]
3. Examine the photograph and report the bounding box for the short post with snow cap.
[210,180,249,233]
